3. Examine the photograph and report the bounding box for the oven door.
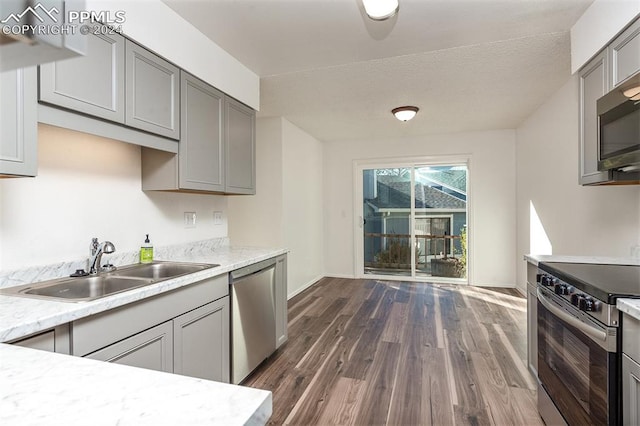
[537,287,618,426]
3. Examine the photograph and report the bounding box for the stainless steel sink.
[0,261,219,302]
[20,276,152,301]
[111,262,216,280]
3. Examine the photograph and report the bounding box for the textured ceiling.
[164,0,594,142]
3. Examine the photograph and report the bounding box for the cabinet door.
[39,30,125,123]
[173,297,230,383]
[623,354,640,426]
[180,72,225,192]
[125,41,180,140]
[0,67,37,177]
[610,18,640,88]
[275,255,288,349]
[13,330,55,352]
[579,51,611,185]
[225,97,256,194]
[85,321,173,374]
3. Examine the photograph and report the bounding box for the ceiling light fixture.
[622,85,640,101]
[392,106,419,121]
[362,0,399,21]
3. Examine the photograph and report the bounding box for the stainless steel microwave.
[597,72,640,173]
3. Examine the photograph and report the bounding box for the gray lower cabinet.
[174,297,229,382]
[526,262,538,376]
[609,18,640,88]
[125,40,180,140]
[39,29,126,123]
[0,67,37,177]
[85,321,174,373]
[13,330,56,352]
[225,97,256,194]
[275,255,288,349]
[623,354,640,426]
[9,325,71,354]
[623,312,640,426]
[73,274,230,382]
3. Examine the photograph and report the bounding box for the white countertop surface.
[0,343,271,425]
[524,254,640,267]
[0,243,285,426]
[0,246,287,342]
[618,298,640,321]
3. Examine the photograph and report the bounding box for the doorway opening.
[357,161,469,283]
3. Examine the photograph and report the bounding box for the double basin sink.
[0,262,219,302]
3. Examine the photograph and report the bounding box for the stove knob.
[583,298,596,312]
[536,273,543,284]
[571,294,581,306]
[578,297,596,311]
[555,284,570,295]
[541,276,556,286]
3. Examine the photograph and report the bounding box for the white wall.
[85,0,259,109]
[323,130,517,287]
[228,118,284,247]
[281,119,324,296]
[0,124,228,270]
[228,117,324,297]
[515,75,640,293]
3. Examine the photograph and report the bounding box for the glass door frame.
[353,155,472,284]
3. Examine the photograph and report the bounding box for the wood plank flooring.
[243,277,543,426]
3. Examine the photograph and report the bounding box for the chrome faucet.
[89,238,116,275]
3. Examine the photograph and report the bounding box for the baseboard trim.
[287,274,325,300]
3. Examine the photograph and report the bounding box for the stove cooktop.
[539,262,640,304]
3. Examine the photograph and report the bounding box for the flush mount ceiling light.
[392,106,419,121]
[362,0,399,21]
[622,85,640,101]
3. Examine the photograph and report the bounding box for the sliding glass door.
[360,162,468,281]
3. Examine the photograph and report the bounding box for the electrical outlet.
[184,212,196,228]
[213,211,223,225]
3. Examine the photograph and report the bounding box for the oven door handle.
[537,288,607,342]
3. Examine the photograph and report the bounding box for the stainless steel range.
[536,262,640,426]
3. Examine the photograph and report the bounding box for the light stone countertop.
[524,254,640,267]
[0,245,287,342]
[0,343,271,426]
[618,298,640,321]
[0,242,284,426]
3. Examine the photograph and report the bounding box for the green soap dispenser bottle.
[140,234,153,264]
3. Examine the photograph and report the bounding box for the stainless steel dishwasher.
[230,258,277,384]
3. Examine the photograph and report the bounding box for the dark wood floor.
[244,277,542,426]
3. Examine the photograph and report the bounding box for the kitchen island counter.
[0,343,271,425]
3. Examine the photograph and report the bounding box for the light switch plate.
[184,212,196,228]
[213,211,223,225]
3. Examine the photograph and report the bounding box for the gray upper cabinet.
[579,16,640,186]
[225,97,256,195]
[125,41,180,140]
[142,71,228,193]
[609,18,640,88]
[180,72,225,191]
[39,30,125,123]
[579,50,610,185]
[0,67,37,177]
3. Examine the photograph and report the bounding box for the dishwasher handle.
[231,258,277,281]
